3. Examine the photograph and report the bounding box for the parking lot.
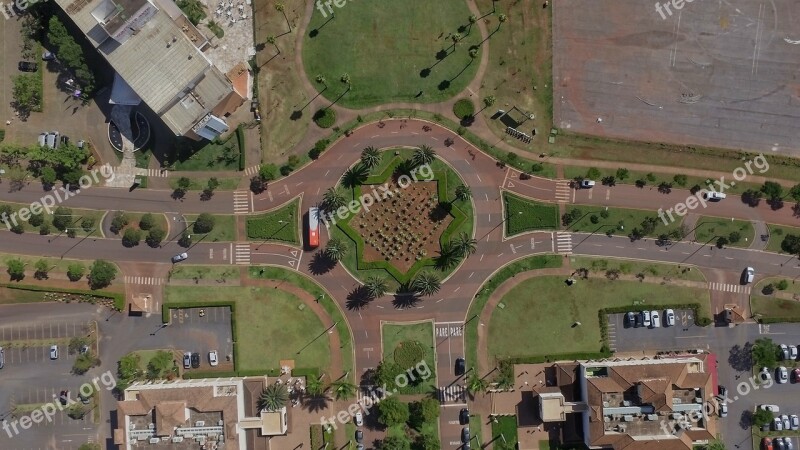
[608,309,697,352]
[160,306,234,371]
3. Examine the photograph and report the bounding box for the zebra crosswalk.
[234,244,251,265]
[438,384,466,404]
[143,168,169,177]
[244,165,261,176]
[555,180,571,203]
[124,276,164,286]
[233,190,251,214]
[708,282,750,294]
[555,232,573,254]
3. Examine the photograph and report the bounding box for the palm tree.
[452,232,477,258]
[435,243,461,270]
[468,14,477,33]
[483,95,496,109]
[305,376,326,397]
[315,74,327,86]
[412,145,436,167]
[275,2,290,31]
[412,272,441,297]
[265,35,279,55]
[321,187,346,213]
[497,13,507,28]
[360,146,381,170]
[451,32,462,50]
[324,237,348,262]
[467,372,488,394]
[258,383,289,412]
[454,184,471,202]
[340,73,351,92]
[342,163,369,188]
[330,380,357,400]
[365,276,389,299]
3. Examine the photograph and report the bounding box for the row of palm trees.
[257,375,358,412]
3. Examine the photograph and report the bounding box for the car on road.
[665,309,675,327]
[779,366,789,384]
[455,357,466,376]
[775,417,784,431]
[743,267,755,284]
[191,352,200,368]
[354,411,363,427]
[791,345,798,360]
[650,310,660,328]
[459,408,470,425]
[703,191,726,201]
[209,351,218,367]
[42,51,55,61]
[355,429,363,443]
[50,345,58,360]
[782,344,790,360]
[763,438,773,450]
[625,312,635,328]
[59,390,69,405]
[18,61,37,72]
[580,179,596,189]
[461,427,470,444]
[719,401,728,417]
[171,252,188,263]
[791,414,799,431]
[641,311,651,328]
[760,405,780,413]
[761,367,772,383]
[183,352,191,369]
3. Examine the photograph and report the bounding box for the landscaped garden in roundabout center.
[302,0,484,108]
[317,146,475,301]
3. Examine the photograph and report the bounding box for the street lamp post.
[48,215,83,243]
[60,227,98,259]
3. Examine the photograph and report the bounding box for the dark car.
[718,385,727,398]
[18,61,37,72]
[42,51,56,61]
[459,408,470,425]
[59,390,69,406]
[60,135,69,146]
[625,312,635,328]
[355,430,363,443]
[455,357,466,376]
[461,427,470,444]
[191,352,200,368]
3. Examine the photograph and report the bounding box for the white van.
[45,132,59,149]
[37,133,46,147]
[703,191,726,201]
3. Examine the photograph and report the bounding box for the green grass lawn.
[465,255,561,373]
[565,205,683,238]
[487,277,711,364]
[766,224,800,253]
[503,192,559,236]
[694,217,755,248]
[490,416,519,450]
[165,286,330,372]
[169,132,242,171]
[0,201,106,237]
[168,265,240,281]
[303,0,482,108]
[754,277,800,296]
[248,266,354,381]
[185,214,236,242]
[246,198,299,244]
[168,177,240,191]
[111,212,168,236]
[568,256,707,282]
[751,295,800,322]
[382,322,436,394]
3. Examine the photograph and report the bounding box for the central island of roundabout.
[316,146,476,303]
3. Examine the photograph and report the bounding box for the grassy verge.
[465,255,562,373]
[751,295,800,323]
[168,265,240,281]
[503,191,559,236]
[169,132,242,171]
[568,256,706,282]
[184,214,237,242]
[565,205,683,238]
[490,416,519,450]
[766,224,800,253]
[487,277,711,364]
[694,217,755,248]
[381,322,437,394]
[168,177,240,191]
[0,201,105,237]
[248,266,355,381]
[245,198,299,244]
[754,277,800,296]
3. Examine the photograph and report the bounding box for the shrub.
[28,212,44,227]
[80,217,95,232]
[531,163,543,173]
[138,213,155,231]
[777,279,789,290]
[67,263,85,281]
[122,228,141,247]
[193,213,215,233]
[313,108,336,128]
[39,223,50,235]
[452,98,475,119]
[673,174,688,186]
[88,260,117,289]
[146,227,165,248]
[259,164,277,181]
[110,212,129,234]
[393,340,425,369]
[280,165,293,176]
[762,284,775,295]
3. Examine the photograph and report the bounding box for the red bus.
[308,207,320,248]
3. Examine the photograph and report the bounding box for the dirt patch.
[350,180,451,273]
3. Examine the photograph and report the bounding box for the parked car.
[78,392,91,404]
[50,345,58,360]
[42,51,56,61]
[625,312,635,328]
[60,135,69,146]
[665,309,675,327]
[171,252,188,263]
[779,366,789,384]
[209,351,218,367]
[775,416,784,431]
[183,352,191,369]
[760,404,780,413]
[717,385,727,398]
[743,267,755,284]
[791,345,798,360]
[59,390,69,405]
[455,357,466,376]
[354,411,363,427]
[191,352,200,368]
[580,179,595,189]
[760,367,772,382]
[459,408,470,425]
[18,61,37,72]
[461,427,470,444]
[785,437,795,450]
[778,439,787,450]
[781,344,789,360]
[0,347,4,369]
[763,437,773,450]
[355,430,363,443]
[794,368,800,383]
[791,414,799,431]
[650,310,660,328]
[641,311,651,328]
[719,401,728,417]
[46,132,59,149]
[783,415,791,430]
[37,133,46,147]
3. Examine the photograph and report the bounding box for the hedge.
[1,283,124,311]
[498,351,612,366]
[759,317,800,324]
[236,125,246,171]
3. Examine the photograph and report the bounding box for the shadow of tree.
[308,251,336,275]
[302,392,331,413]
[392,292,420,309]
[739,409,754,430]
[728,342,754,372]
[346,286,372,311]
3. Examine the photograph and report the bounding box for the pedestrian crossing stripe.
[244,165,261,176]
[124,276,164,286]
[233,191,251,214]
[438,385,466,403]
[708,282,750,294]
[235,244,251,265]
[555,232,573,254]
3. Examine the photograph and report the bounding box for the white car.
[650,310,660,328]
[719,402,728,417]
[775,417,784,431]
[760,367,772,382]
[760,404,780,413]
[49,345,58,360]
[641,311,651,328]
[779,366,789,384]
[354,411,363,427]
[171,252,188,263]
[743,267,755,284]
[580,179,596,189]
[781,344,790,360]
[208,351,218,367]
[791,414,799,431]
[183,352,192,369]
[783,414,791,430]
[790,345,798,360]
[665,309,675,327]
